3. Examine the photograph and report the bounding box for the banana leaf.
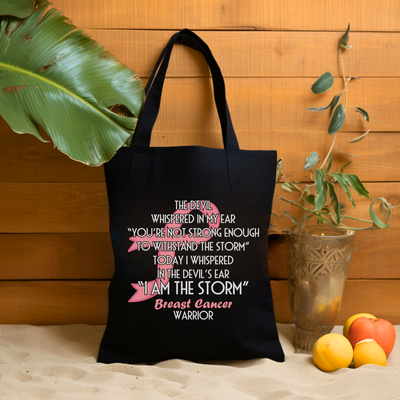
[0,0,144,166]
[0,0,35,18]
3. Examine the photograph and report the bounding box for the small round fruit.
[353,339,386,368]
[312,333,353,372]
[348,317,396,357]
[343,313,377,339]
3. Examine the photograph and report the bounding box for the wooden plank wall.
[1,0,400,325]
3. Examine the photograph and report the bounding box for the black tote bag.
[98,29,284,364]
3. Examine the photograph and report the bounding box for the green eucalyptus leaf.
[0,1,144,166]
[334,148,360,157]
[0,0,35,18]
[330,92,343,113]
[348,129,371,144]
[306,96,337,112]
[326,181,342,224]
[325,155,333,173]
[340,23,351,48]
[331,173,356,208]
[354,107,370,122]
[303,151,319,170]
[282,183,292,192]
[370,198,391,229]
[288,182,303,192]
[313,169,327,211]
[338,161,352,173]
[311,72,334,94]
[328,103,346,135]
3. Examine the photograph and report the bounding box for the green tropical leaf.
[326,181,342,224]
[313,169,327,211]
[0,1,144,166]
[328,103,346,134]
[354,107,370,122]
[0,0,35,18]
[331,172,355,208]
[311,72,334,94]
[370,198,391,229]
[306,96,337,111]
[340,23,352,49]
[303,151,319,170]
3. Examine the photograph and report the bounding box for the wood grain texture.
[1,183,398,233]
[0,234,114,280]
[3,123,399,183]
[143,77,400,134]
[1,280,399,325]
[271,280,400,324]
[51,0,400,31]
[0,183,108,233]
[84,30,400,78]
[0,123,104,183]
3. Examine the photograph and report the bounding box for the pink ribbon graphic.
[128,201,220,302]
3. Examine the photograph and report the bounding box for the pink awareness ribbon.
[127,201,220,302]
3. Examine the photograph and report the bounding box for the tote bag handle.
[133,29,240,154]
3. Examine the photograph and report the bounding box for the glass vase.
[286,225,356,354]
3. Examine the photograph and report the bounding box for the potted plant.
[0,0,144,166]
[272,24,398,353]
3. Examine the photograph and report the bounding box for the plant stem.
[339,48,348,111]
[341,215,373,224]
[279,198,333,225]
[320,134,336,169]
